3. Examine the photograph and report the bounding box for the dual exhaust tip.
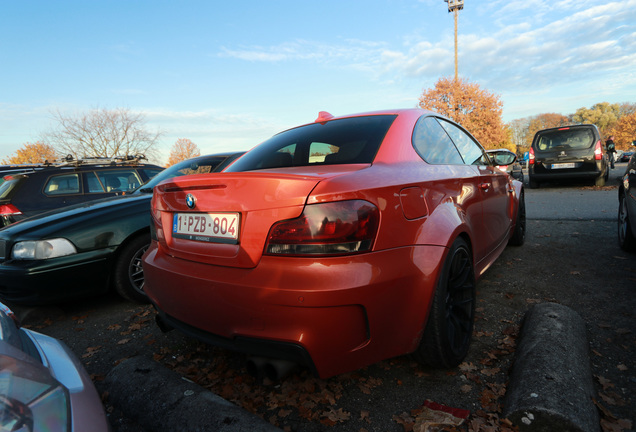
[155,315,297,381]
[246,357,297,382]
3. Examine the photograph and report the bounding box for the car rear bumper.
[529,164,604,181]
[0,249,115,304]
[143,244,447,378]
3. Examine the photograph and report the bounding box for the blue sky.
[1,0,635,164]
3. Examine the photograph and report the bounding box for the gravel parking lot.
[14,166,636,432]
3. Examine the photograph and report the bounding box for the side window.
[412,116,464,165]
[437,119,489,165]
[92,169,143,193]
[44,174,80,195]
[87,172,105,192]
[258,144,296,169]
[309,142,339,164]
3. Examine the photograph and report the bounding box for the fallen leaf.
[360,410,371,423]
[82,346,102,358]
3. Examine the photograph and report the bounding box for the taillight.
[265,200,379,256]
[528,148,535,165]
[0,204,21,216]
[594,140,603,160]
[150,193,164,242]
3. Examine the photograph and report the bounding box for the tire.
[413,237,475,368]
[508,191,526,246]
[595,173,606,186]
[113,234,151,303]
[529,178,539,189]
[618,191,636,252]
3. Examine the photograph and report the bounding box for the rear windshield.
[225,115,397,172]
[535,128,595,151]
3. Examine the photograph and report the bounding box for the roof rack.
[50,154,149,167]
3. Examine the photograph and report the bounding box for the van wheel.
[113,234,150,303]
[413,237,475,368]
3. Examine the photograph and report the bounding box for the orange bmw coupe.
[143,109,525,378]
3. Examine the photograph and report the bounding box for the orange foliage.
[418,77,507,149]
[2,141,58,164]
[166,139,201,167]
[608,112,636,151]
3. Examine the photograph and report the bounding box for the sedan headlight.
[11,239,77,260]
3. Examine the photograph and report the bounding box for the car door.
[437,118,513,262]
[411,116,486,257]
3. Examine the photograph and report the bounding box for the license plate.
[551,163,575,169]
[172,212,239,243]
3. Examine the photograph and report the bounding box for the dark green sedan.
[0,153,243,305]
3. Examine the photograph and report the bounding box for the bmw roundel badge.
[185,193,196,209]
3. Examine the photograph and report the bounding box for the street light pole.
[444,0,464,81]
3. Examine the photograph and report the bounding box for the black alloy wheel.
[508,192,526,246]
[618,191,635,252]
[414,237,476,368]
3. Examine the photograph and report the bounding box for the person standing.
[606,136,616,169]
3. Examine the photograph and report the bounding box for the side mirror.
[487,149,517,166]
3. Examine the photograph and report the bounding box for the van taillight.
[0,204,21,216]
[529,148,535,165]
[265,200,379,256]
[594,140,603,160]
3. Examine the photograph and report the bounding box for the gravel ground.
[16,209,636,431]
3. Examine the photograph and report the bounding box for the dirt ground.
[18,209,636,431]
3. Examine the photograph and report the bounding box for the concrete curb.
[503,302,600,432]
[105,355,282,432]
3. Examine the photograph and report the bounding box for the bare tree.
[45,107,162,160]
[166,139,201,167]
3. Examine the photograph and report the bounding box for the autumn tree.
[418,77,507,149]
[608,112,636,150]
[2,141,58,164]
[571,102,620,136]
[166,139,201,167]
[525,113,569,147]
[44,107,162,161]
[507,117,531,154]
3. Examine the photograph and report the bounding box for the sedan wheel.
[113,235,151,303]
[618,192,636,252]
[414,237,475,368]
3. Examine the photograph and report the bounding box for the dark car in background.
[528,124,608,188]
[0,301,110,431]
[0,155,163,227]
[620,151,634,163]
[0,152,243,305]
[618,142,636,251]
